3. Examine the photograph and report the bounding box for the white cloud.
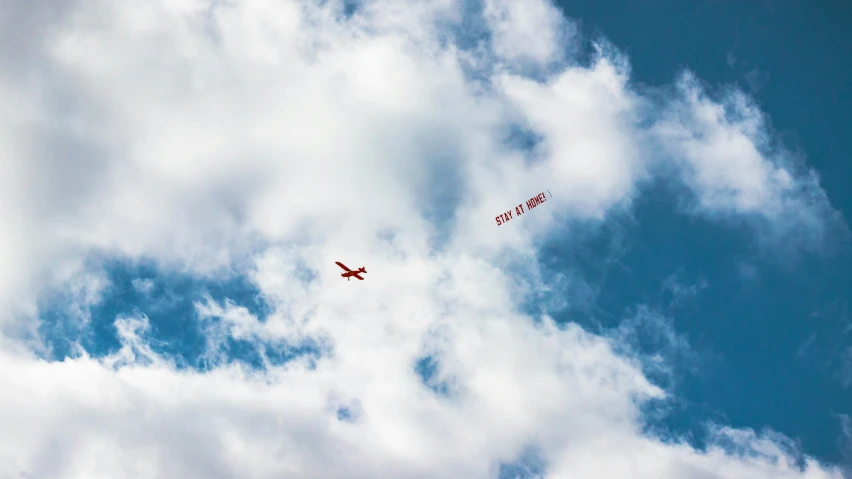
[483,0,577,70]
[654,73,795,215]
[0,0,847,477]
[650,72,846,254]
[131,278,155,296]
[493,43,645,220]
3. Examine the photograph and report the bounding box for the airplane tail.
[361,267,367,273]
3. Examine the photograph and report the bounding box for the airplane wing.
[351,273,364,280]
[335,261,352,272]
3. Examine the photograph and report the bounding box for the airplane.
[335,261,367,281]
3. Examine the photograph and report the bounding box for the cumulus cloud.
[483,0,577,70]
[0,0,847,477]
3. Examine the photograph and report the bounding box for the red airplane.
[335,261,367,281]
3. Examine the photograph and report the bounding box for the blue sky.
[2,0,851,477]
[546,0,852,465]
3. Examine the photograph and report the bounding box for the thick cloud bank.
[0,0,846,477]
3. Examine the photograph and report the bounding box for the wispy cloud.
[131,278,155,297]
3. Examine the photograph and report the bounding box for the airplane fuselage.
[341,267,366,281]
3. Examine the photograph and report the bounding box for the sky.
[550,0,852,465]
[0,0,850,478]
